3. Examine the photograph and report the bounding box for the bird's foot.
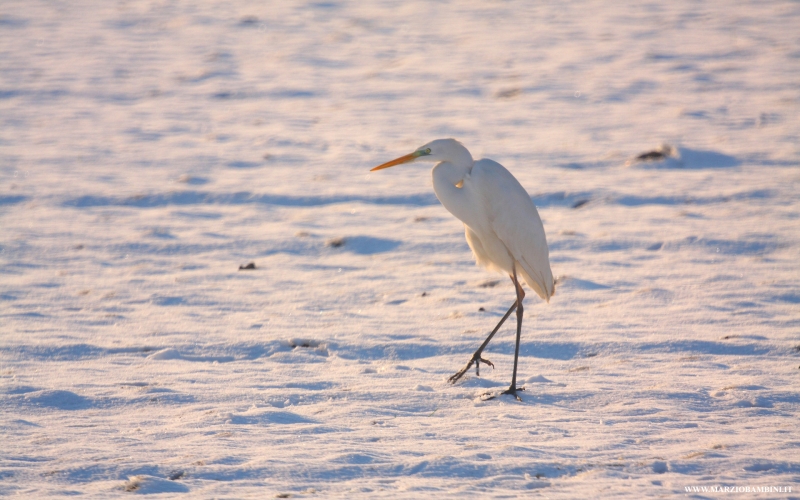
[474,356,494,376]
[501,386,525,401]
[448,355,494,384]
[480,386,525,401]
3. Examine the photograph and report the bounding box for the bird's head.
[371,138,473,171]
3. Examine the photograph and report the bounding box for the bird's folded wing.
[472,159,554,301]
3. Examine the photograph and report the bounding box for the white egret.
[372,139,554,400]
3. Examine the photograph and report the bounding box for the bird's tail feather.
[518,261,554,302]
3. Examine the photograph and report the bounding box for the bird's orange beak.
[370,151,421,171]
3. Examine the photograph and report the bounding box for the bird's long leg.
[502,271,526,400]
[448,301,517,384]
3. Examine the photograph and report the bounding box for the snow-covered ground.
[2,0,799,497]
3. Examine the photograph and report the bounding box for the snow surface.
[2,0,799,497]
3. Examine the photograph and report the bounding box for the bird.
[371,138,554,400]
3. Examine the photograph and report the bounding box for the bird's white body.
[431,155,554,302]
[371,138,554,396]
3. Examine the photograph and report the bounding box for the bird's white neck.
[432,160,471,185]
[431,160,477,227]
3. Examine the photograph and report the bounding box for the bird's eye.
[425,148,431,154]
